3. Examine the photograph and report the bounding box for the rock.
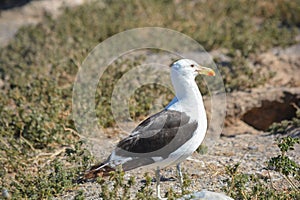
[1,188,10,199]
[178,190,234,200]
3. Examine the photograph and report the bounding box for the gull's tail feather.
[84,162,115,179]
[77,162,115,183]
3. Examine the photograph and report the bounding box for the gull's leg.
[176,163,184,194]
[155,167,162,199]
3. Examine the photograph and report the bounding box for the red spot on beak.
[208,71,215,76]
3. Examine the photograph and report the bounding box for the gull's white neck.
[168,70,207,124]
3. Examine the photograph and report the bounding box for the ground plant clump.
[223,136,299,200]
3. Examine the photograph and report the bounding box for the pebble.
[178,190,234,200]
[2,188,10,199]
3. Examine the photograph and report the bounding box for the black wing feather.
[117,110,198,154]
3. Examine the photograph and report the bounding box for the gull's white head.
[170,59,215,78]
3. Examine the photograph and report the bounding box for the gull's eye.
[190,64,195,68]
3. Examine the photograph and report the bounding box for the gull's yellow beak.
[196,66,215,76]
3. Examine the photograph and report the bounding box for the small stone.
[2,188,10,199]
[248,146,258,150]
[178,190,234,200]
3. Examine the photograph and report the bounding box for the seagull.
[82,59,215,199]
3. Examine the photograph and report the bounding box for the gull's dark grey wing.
[116,109,198,154]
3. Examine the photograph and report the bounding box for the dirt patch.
[242,92,298,131]
[255,43,300,88]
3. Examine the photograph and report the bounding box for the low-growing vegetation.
[0,0,299,199]
[223,136,299,200]
[268,104,300,137]
[223,109,300,199]
[90,167,191,199]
